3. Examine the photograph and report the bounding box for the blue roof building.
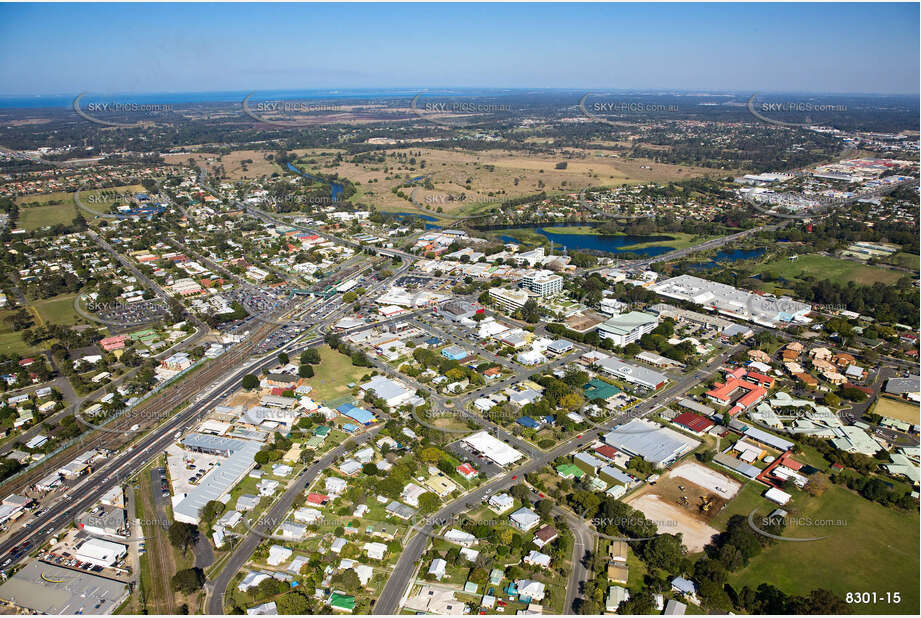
[441,345,468,361]
[516,416,539,429]
[337,403,377,426]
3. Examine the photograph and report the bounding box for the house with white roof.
[509,507,541,531]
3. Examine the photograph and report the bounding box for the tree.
[242,374,259,390]
[200,500,226,528]
[418,492,440,514]
[276,591,311,614]
[300,348,321,364]
[823,393,841,407]
[171,567,205,593]
[299,364,314,378]
[278,352,289,365]
[331,568,361,592]
[168,522,200,554]
[640,534,685,572]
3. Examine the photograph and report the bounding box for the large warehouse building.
[173,433,261,524]
[651,274,811,327]
[461,431,525,467]
[602,419,698,468]
[0,561,128,615]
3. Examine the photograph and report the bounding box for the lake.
[498,224,677,257]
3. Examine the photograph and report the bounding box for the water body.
[498,223,677,257]
[391,211,441,230]
[286,162,344,201]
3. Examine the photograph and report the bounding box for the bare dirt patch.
[670,461,740,500]
[624,463,741,552]
[627,493,719,552]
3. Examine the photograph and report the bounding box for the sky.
[0,2,918,96]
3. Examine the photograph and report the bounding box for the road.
[205,424,383,614]
[373,342,743,614]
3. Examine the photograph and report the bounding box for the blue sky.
[0,2,917,95]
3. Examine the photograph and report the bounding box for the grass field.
[759,254,903,286]
[15,193,78,230]
[30,294,80,326]
[16,184,148,229]
[883,252,920,271]
[0,309,45,355]
[302,345,373,404]
[729,486,920,614]
[873,396,920,424]
[281,145,739,219]
[619,232,717,251]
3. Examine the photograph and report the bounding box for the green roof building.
[330,593,355,613]
[556,463,585,479]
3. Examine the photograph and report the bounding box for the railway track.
[1,320,278,496]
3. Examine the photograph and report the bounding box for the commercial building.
[0,561,128,615]
[173,434,261,524]
[489,287,531,312]
[603,419,697,468]
[461,431,524,466]
[74,537,128,568]
[594,357,667,390]
[360,376,415,408]
[522,270,564,297]
[652,274,811,326]
[597,311,659,346]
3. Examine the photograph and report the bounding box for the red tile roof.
[673,412,715,434]
[594,445,619,461]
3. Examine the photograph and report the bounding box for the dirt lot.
[625,463,741,552]
[627,493,719,552]
[670,461,741,500]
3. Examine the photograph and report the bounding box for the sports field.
[873,396,920,424]
[759,254,903,286]
[30,294,81,326]
[729,486,919,614]
[15,193,78,230]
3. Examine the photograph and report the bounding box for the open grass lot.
[164,150,282,181]
[883,252,921,271]
[0,329,43,356]
[729,486,920,614]
[619,232,718,251]
[758,254,903,286]
[0,308,49,355]
[29,293,80,326]
[15,193,78,230]
[708,481,771,532]
[301,344,373,404]
[278,145,737,220]
[873,396,920,424]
